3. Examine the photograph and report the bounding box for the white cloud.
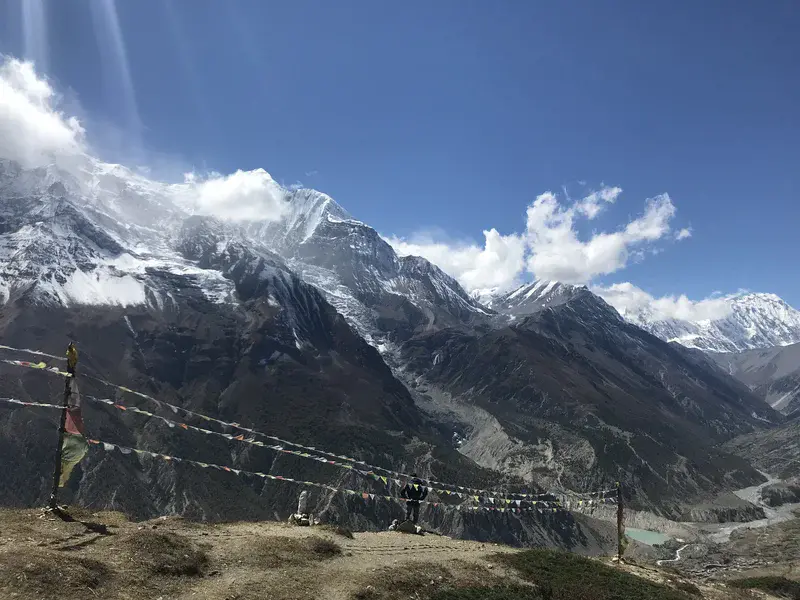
[594,282,733,322]
[0,56,291,224]
[386,186,683,292]
[179,168,289,222]
[525,191,675,284]
[0,56,85,167]
[0,56,706,316]
[386,229,527,293]
[576,185,622,219]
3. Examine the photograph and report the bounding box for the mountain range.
[616,292,800,353]
[710,342,800,416]
[0,156,797,546]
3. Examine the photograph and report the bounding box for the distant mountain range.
[710,342,800,416]
[0,156,792,541]
[614,292,800,353]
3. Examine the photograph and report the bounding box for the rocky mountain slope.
[710,342,800,416]
[0,158,529,543]
[723,418,800,480]
[619,292,800,353]
[252,189,491,346]
[0,156,783,533]
[396,287,775,516]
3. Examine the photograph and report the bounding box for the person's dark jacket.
[401,478,429,503]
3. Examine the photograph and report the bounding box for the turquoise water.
[625,527,671,546]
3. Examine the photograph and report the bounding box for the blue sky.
[0,0,798,311]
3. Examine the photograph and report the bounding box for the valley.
[0,146,800,580]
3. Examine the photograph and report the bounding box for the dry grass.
[316,523,355,539]
[122,530,209,576]
[308,536,343,557]
[0,508,737,600]
[670,580,702,597]
[249,535,342,568]
[352,563,456,600]
[0,549,110,600]
[350,560,513,600]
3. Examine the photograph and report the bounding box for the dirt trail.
[656,544,690,567]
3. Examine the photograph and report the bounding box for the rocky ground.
[649,510,800,585]
[0,507,784,600]
[761,480,800,508]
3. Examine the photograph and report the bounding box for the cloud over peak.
[525,191,675,284]
[387,229,526,292]
[1,55,709,325]
[0,56,288,224]
[594,281,733,323]
[180,168,289,223]
[0,56,85,168]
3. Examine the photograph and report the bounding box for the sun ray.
[162,0,210,125]
[21,0,48,72]
[89,0,142,148]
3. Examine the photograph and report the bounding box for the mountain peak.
[479,279,586,316]
[246,187,351,255]
[731,291,786,305]
[627,291,800,353]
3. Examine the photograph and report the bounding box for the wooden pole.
[616,481,624,562]
[48,378,72,509]
[48,345,76,510]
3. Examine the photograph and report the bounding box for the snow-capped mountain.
[475,280,585,316]
[0,158,235,308]
[248,188,490,344]
[0,155,782,520]
[0,157,488,348]
[711,341,800,416]
[478,281,800,355]
[621,292,800,353]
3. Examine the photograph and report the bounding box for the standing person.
[400,473,428,524]
[66,342,78,376]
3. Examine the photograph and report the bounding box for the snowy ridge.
[0,157,488,352]
[288,260,383,344]
[477,280,585,316]
[245,192,489,339]
[393,256,491,316]
[0,159,234,308]
[625,293,800,353]
[246,188,351,254]
[710,341,800,415]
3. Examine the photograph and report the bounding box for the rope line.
[86,437,566,515]
[0,397,616,514]
[1,358,72,378]
[0,396,64,410]
[0,344,617,502]
[0,345,65,362]
[85,395,565,504]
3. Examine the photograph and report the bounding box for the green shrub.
[431,584,543,599]
[728,576,800,599]
[497,549,693,600]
